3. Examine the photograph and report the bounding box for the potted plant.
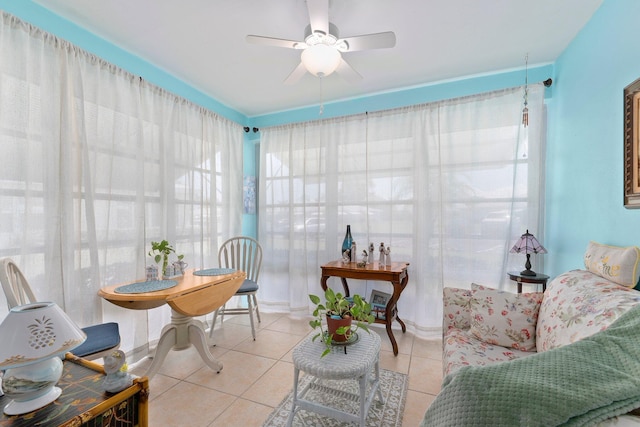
[309,288,375,357]
[148,240,184,278]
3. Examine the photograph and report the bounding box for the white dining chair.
[0,258,121,361]
[209,237,263,340]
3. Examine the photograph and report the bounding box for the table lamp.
[510,229,547,276]
[0,302,86,415]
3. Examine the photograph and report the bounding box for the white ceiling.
[32,0,603,118]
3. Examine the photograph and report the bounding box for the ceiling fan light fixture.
[301,44,341,77]
[246,2,394,84]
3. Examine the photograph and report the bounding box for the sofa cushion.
[584,241,640,288]
[443,328,533,377]
[469,284,543,352]
[536,270,640,352]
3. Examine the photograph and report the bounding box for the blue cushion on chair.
[236,279,259,293]
[72,322,121,358]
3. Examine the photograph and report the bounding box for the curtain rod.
[259,79,553,132]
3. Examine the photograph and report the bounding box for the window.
[259,85,546,329]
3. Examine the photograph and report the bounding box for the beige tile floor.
[129,312,442,427]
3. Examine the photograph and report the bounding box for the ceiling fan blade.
[246,35,306,49]
[335,58,362,84]
[307,0,329,35]
[284,62,308,85]
[339,31,396,52]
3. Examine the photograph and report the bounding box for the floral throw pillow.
[443,287,473,331]
[583,241,640,288]
[469,284,543,352]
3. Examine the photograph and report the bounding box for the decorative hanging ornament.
[522,53,529,127]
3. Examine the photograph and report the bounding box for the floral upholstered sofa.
[427,241,640,426]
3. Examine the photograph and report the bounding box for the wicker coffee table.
[286,330,384,427]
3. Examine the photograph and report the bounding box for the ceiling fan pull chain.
[319,76,324,115]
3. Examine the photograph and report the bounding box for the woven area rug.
[262,368,408,427]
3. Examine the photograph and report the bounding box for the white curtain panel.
[259,84,545,335]
[0,12,243,359]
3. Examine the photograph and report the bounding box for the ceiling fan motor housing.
[303,23,348,51]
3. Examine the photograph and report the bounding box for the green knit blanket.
[422,304,640,427]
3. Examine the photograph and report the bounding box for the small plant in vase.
[148,240,184,278]
[309,288,375,357]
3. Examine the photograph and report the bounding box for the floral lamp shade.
[510,229,547,276]
[0,302,86,415]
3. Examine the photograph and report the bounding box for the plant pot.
[326,314,352,342]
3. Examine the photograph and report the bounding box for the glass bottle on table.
[342,225,353,261]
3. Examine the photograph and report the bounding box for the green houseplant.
[309,288,375,357]
[148,240,184,278]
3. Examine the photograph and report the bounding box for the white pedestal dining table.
[98,269,245,379]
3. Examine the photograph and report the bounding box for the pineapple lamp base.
[2,356,64,415]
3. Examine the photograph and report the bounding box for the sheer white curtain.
[0,12,243,359]
[259,84,545,335]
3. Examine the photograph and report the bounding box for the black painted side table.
[508,271,550,293]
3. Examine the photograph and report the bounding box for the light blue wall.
[545,0,640,277]
[242,134,259,239]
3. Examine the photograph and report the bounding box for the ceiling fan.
[246,0,396,85]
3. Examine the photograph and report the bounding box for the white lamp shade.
[0,302,86,370]
[301,44,341,77]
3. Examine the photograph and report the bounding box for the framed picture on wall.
[624,78,640,208]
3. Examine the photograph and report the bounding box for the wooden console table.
[0,354,149,427]
[320,260,410,355]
